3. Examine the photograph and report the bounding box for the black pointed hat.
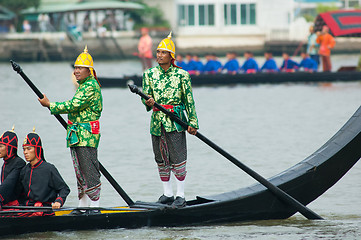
[0,127,18,159]
[23,129,45,161]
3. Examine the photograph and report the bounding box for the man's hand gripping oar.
[144,97,198,135]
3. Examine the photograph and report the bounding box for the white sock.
[78,195,89,207]
[90,199,100,208]
[175,178,185,198]
[162,181,173,197]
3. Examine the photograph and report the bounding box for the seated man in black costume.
[19,130,70,216]
[0,128,26,209]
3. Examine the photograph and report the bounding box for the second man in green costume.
[142,33,199,208]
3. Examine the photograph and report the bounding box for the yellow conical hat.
[157,32,175,59]
[74,45,95,76]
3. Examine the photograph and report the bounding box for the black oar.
[128,84,323,220]
[10,60,134,206]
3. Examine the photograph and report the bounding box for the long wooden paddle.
[10,60,134,206]
[128,84,323,220]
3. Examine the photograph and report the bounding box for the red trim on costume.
[1,164,5,183]
[4,200,19,206]
[23,135,42,160]
[246,69,257,74]
[23,135,40,148]
[68,120,100,134]
[93,69,102,87]
[0,135,18,149]
[90,121,100,134]
[55,197,64,206]
[27,168,33,198]
[171,58,181,68]
[27,160,43,198]
[34,201,43,207]
[153,105,174,112]
[31,160,43,169]
[0,135,18,159]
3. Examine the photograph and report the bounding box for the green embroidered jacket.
[142,65,199,136]
[50,76,102,148]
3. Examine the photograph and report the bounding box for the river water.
[1,54,361,239]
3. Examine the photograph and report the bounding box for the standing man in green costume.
[142,32,199,208]
[38,46,103,215]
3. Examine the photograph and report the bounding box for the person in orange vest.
[138,27,153,71]
[316,26,336,72]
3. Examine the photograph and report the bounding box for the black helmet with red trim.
[0,127,18,159]
[23,130,45,161]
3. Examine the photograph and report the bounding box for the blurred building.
[21,0,143,37]
[0,6,15,33]
[145,0,361,52]
[340,0,361,8]
[294,0,342,19]
[145,0,303,51]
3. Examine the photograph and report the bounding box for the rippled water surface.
[1,55,361,239]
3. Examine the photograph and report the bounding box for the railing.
[267,29,290,41]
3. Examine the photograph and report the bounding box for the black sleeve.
[49,165,70,206]
[0,168,21,204]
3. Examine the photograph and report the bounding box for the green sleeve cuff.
[49,102,56,114]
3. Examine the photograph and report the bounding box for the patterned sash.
[67,120,100,146]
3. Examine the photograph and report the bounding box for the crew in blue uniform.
[222,52,239,74]
[175,54,187,70]
[204,53,222,74]
[299,52,318,72]
[211,53,222,72]
[185,53,197,75]
[260,52,279,72]
[280,52,299,72]
[240,51,259,73]
[192,54,204,75]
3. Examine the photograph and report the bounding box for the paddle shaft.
[128,84,323,220]
[11,60,134,206]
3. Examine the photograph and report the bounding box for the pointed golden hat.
[74,45,95,76]
[157,32,175,59]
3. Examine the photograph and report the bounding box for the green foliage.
[316,3,339,14]
[1,0,40,14]
[128,2,170,29]
[144,6,167,24]
[1,0,40,32]
[303,14,315,23]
